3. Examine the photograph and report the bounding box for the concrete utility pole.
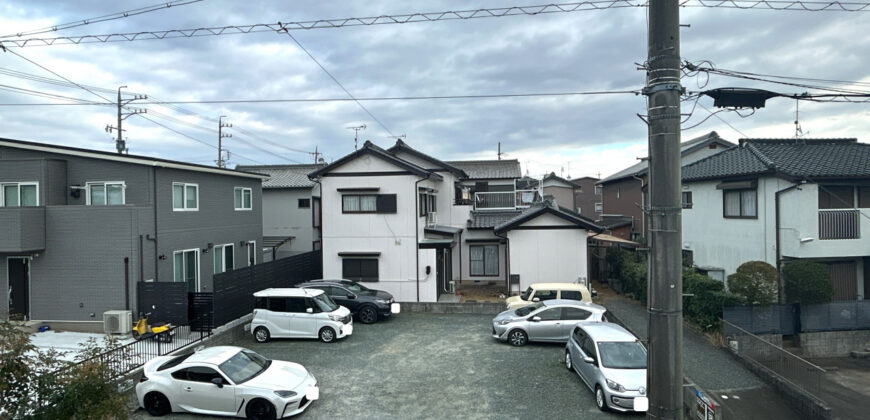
[217,116,232,168]
[105,85,146,154]
[644,0,683,419]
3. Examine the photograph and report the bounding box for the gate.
[137,281,188,326]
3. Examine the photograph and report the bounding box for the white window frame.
[594,202,603,213]
[86,181,126,205]
[173,248,201,291]
[213,243,235,274]
[246,240,256,266]
[1,181,39,207]
[172,182,199,211]
[234,187,252,211]
[594,185,602,195]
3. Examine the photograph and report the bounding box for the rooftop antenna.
[387,134,406,141]
[497,142,504,160]
[347,124,366,150]
[794,99,803,140]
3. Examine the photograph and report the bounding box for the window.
[616,187,621,199]
[536,308,562,321]
[580,336,597,360]
[175,366,225,384]
[594,202,603,213]
[342,194,396,214]
[285,297,308,313]
[86,181,125,205]
[819,185,856,209]
[681,191,693,209]
[213,244,234,274]
[234,187,252,210]
[532,289,557,301]
[172,183,198,211]
[246,241,256,266]
[342,258,379,282]
[173,249,199,292]
[723,189,757,218]
[469,245,499,276]
[859,187,870,208]
[1,182,38,207]
[420,193,437,216]
[594,185,602,195]
[298,198,311,208]
[561,290,583,301]
[267,297,287,312]
[564,307,592,320]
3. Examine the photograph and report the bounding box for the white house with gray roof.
[681,138,870,301]
[236,164,324,260]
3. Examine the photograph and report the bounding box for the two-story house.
[0,137,264,325]
[236,164,324,261]
[597,131,734,239]
[571,176,601,216]
[541,172,581,211]
[309,140,600,302]
[681,138,870,300]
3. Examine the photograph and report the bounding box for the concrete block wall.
[799,330,870,358]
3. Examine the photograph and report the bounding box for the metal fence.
[818,209,859,239]
[725,300,870,334]
[801,300,870,332]
[722,320,825,398]
[724,304,796,335]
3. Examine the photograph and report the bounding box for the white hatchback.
[136,346,319,418]
[251,288,353,343]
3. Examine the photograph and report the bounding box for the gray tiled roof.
[682,138,870,182]
[448,159,522,179]
[468,210,522,229]
[493,200,601,233]
[236,164,324,188]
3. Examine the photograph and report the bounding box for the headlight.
[328,314,343,322]
[605,379,625,392]
[497,319,514,325]
[274,390,297,398]
[375,298,388,304]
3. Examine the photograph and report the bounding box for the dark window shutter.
[377,194,397,213]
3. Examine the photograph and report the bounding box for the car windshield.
[343,282,370,293]
[312,292,339,312]
[515,302,544,317]
[219,349,271,384]
[597,341,647,369]
[520,287,532,300]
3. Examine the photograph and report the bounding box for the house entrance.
[7,257,29,320]
[436,248,453,297]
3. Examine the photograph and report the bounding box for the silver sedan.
[491,299,608,346]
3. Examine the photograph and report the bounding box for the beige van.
[505,282,593,309]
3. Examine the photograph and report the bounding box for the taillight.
[140,375,149,383]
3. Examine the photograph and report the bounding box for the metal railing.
[819,209,860,239]
[515,189,539,207]
[426,211,437,227]
[722,320,825,398]
[474,191,515,210]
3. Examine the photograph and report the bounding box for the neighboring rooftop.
[682,138,870,182]
[494,200,601,233]
[236,164,324,189]
[468,210,522,229]
[543,172,581,188]
[448,159,522,179]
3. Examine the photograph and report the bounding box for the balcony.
[426,211,438,228]
[0,207,45,252]
[473,190,541,211]
[819,209,860,240]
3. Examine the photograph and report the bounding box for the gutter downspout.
[415,175,430,302]
[775,182,801,303]
[312,177,323,272]
[151,167,159,281]
[494,229,510,295]
[458,230,463,294]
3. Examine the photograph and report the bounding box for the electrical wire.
[0,83,105,104]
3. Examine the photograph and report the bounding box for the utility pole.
[497,142,504,160]
[644,0,683,419]
[105,85,146,154]
[310,146,323,164]
[217,116,232,168]
[346,124,366,150]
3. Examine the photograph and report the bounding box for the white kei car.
[136,346,319,419]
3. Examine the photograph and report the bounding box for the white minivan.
[251,288,353,343]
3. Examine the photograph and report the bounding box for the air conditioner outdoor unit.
[103,310,133,335]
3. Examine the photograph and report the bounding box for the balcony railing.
[426,211,437,227]
[474,191,516,210]
[819,209,860,240]
[515,189,540,208]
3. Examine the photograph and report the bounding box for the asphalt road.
[133,313,643,420]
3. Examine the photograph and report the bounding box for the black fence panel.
[801,300,870,332]
[212,250,322,326]
[188,292,214,332]
[724,304,795,335]
[137,281,188,326]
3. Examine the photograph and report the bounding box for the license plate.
[633,396,649,412]
[391,303,401,314]
[343,324,354,336]
[305,386,319,401]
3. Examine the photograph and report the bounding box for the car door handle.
[184,387,193,392]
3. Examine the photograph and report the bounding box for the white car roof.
[542,299,606,312]
[528,282,588,290]
[580,322,639,342]
[186,346,243,365]
[253,287,324,298]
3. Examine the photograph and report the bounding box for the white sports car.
[136,346,319,419]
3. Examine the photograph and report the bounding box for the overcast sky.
[1,1,868,179]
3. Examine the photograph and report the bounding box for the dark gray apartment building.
[0,138,264,324]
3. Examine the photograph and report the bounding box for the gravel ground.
[133,313,643,420]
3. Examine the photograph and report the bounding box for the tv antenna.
[387,134,406,141]
[347,124,366,150]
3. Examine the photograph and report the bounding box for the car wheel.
[144,392,171,416]
[245,398,276,420]
[319,327,336,343]
[565,351,573,371]
[595,385,609,412]
[254,327,270,343]
[359,306,378,324]
[507,329,528,347]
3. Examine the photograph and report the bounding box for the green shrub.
[683,269,742,331]
[727,261,779,305]
[782,260,833,304]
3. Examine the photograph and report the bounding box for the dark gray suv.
[299,279,399,324]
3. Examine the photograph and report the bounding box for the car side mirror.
[211,377,223,388]
[530,316,541,322]
[306,308,313,314]
[347,294,356,300]
[532,297,540,302]
[583,356,595,364]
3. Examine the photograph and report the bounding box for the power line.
[0,0,205,38]
[0,83,105,103]
[697,102,749,137]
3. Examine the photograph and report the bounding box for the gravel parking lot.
[133,312,643,420]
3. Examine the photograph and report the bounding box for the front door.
[8,257,29,321]
[436,249,445,295]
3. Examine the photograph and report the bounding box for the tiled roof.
[682,138,870,182]
[448,159,522,179]
[236,164,324,188]
[599,131,734,184]
[468,210,522,229]
[493,200,601,233]
[543,172,580,188]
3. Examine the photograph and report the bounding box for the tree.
[727,261,779,305]
[782,260,833,304]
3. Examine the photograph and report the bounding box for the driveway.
[133,313,642,420]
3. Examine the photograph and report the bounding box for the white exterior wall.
[506,214,590,291]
